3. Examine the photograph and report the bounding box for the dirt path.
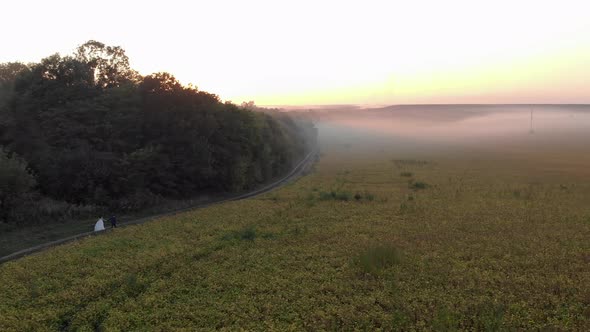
[0,149,318,264]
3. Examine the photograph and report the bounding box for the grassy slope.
[1,136,590,331]
[0,193,227,258]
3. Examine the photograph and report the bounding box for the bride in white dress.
[94,217,105,232]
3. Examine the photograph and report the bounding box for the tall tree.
[75,40,138,88]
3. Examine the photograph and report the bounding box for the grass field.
[1,115,590,330]
[0,191,236,258]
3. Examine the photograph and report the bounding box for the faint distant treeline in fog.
[0,41,317,227]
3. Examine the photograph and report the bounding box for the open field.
[1,106,590,330]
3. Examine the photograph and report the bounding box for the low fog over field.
[315,105,590,142]
[311,104,590,178]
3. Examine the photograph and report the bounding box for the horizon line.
[260,103,590,110]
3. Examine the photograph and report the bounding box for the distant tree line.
[0,41,316,227]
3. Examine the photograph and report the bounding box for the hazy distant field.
[1,105,589,330]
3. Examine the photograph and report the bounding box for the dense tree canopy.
[0,148,36,222]
[0,41,316,226]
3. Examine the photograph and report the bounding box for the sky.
[1,0,589,106]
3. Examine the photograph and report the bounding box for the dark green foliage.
[318,191,334,200]
[319,190,351,201]
[432,306,460,331]
[335,191,351,201]
[0,41,317,227]
[221,225,258,242]
[355,245,402,276]
[239,226,257,241]
[317,190,375,202]
[354,192,375,201]
[409,181,429,190]
[123,274,147,298]
[0,149,36,222]
[473,302,505,331]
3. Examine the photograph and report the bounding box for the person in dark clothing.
[109,215,117,228]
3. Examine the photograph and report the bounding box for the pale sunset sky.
[2,0,589,106]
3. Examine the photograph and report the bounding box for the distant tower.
[529,107,535,134]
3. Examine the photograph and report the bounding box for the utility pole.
[529,106,534,134]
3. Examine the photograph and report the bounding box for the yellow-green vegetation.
[1,135,590,331]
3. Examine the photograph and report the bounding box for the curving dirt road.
[0,148,318,264]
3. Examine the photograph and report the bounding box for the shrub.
[290,225,308,236]
[239,225,257,241]
[123,274,147,298]
[335,191,351,201]
[304,193,316,206]
[319,190,351,201]
[319,191,333,201]
[354,191,376,201]
[432,306,460,331]
[355,245,402,276]
[472,302,506,331]
[409,181,429,190]
[221,225,258,242]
